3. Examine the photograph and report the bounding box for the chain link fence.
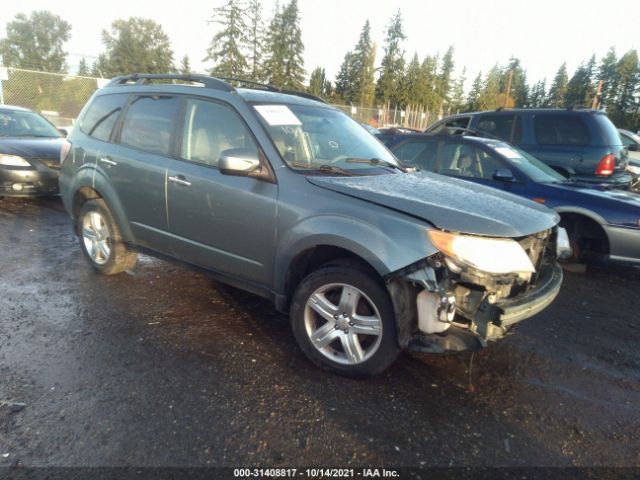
[0,67,103,127]
[0,68,442,131]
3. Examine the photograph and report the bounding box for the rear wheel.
[290,263,399,377]
[78,199,137,274]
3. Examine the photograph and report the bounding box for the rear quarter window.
[79,93,129,142]
[591,113,623,146]
[534,114,590,146]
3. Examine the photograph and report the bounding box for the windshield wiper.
[289,162,359,176]
[345,157,407,172]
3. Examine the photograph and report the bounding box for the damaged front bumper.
[386,258,563,354]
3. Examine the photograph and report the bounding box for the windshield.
[488,142,567,183]
[0,109,61,138]
[252,103,400,174]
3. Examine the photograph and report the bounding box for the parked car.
[387,132,640,264]
[60,74,565,376]
[426,108,632,189]
[375,127,420,145]
[0,105,66,197]
[619,129,640,191]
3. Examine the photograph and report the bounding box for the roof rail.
[105,73,327,104]
[216,76,327,103]
[105,74,234,92]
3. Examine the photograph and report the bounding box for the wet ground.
[0,196,639,468]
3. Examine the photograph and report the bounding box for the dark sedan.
[0,105,65,197]
[386,133,640,264]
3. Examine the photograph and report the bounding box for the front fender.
[273,213,436,294]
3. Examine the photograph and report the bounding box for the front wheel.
[77,198,137,275]
[290,264,399,377]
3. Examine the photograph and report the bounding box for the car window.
[181,99,259,167]
[79,94,129,142]
[534,114,590,146]
[0,109,61,138]
[120,95,178,156]
[429,116,471,134]
[392,140,437,169]
[476,115,521,143]
[438,141,504,180]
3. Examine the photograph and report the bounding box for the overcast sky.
[2,0,639,89]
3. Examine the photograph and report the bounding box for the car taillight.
[595,153,615,176]
[60,139,72,165]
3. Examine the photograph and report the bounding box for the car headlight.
[0,155,31,167]
[427,229,535,274]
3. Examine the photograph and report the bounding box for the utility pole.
[504,69,513,108]
[591,80,603,109]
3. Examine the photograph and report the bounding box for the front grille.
[38,158,61,170]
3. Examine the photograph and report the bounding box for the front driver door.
[165,97,278,287]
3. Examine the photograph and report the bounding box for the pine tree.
[466,72,483,111]
[479,65,502,110]
[450,68,466,113]
[351,20,376,107]
[308,67,329,97]
[375,10,406,106]
[90,54,109,77]
[609,49,639,125]
[598,48,618,107]
[418,55,439,112]
[247,0,264,80]
[180,55,191,74]
[263,0,305,89]
[529,80,547,107]
[204,0,248,78]
[335,51,357,103]
[397,53,422,108]
[436,46,455,108]
[565,61,592,107]
[77,57,89,76]
[547,62,569,107]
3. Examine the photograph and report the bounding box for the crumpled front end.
[386,228,564,353]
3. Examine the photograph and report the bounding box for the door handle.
[99,157,118,166]
[168,175,192,187]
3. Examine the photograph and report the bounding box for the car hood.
[307,171,559,238]
[0,137,64,159]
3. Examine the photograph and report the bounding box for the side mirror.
[492,168,516,182]
[219,148,261,176]
[57,128,68,137]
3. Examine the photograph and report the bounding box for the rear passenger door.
[532,114,589,176]
[165,97,278,286]
[102,94,179,248]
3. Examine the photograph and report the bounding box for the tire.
[290,263,399,377]
[77,198,137,275]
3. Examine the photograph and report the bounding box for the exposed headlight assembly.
[427,229,535,275]
[0,155,31,167]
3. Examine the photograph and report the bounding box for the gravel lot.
[0,196,639,468]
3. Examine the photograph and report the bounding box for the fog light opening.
[12,183,24,192]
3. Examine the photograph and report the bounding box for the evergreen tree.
[529,79,547,107]
[263,0,305,89]
[502,57,528,107]
[375,10,406,106]
[247,0,264,80]
[547,62,568,107]
[308,66,330,98]
[90,54,109,78]
[418,55,439,113]
[101,18,174,76]
[436,46,455,108]
[77,57,90,76]
[351,20,376,107]
[398,53,422,108]
[335,51,357,103]
[608,49,639,125]
[466,72,483,111]
[598,48,618,107]
[204,0,248,78]
[479,64,502,110]
[180,55,191,74]
[565,61,592,107]
[450,68,466,113]
[0,11,71,73]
